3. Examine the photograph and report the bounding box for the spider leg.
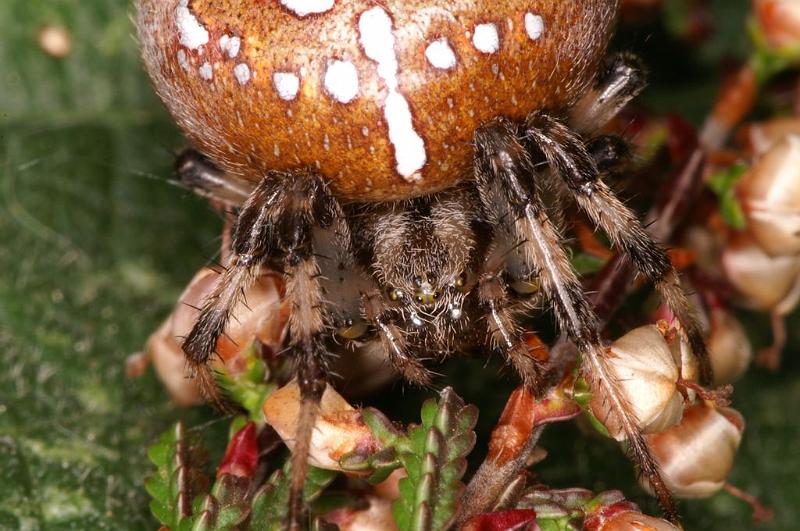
[525,112,712,385]
[477,270,542,388]
[174,148,254,207]
[183,171,338,529]
[474,117,678,520]
[362,291,432,386]
[568,53,647,134]
[181,176,279,401]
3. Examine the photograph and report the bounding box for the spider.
[138,0,710,527]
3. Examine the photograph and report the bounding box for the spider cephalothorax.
[137,0,710,527]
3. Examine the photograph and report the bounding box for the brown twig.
[458,380,581,524]
[723,483,774,524]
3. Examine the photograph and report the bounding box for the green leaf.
[386,388,477,531]
[571,253,608,276]
[144,423,211,529]
[214,344,275,422]
[248,461,336,531]
[708,163,748,230]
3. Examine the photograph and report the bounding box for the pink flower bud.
[323,496,397,531]
[590,326,684,440]
[707,308,753,384]
[644,403,745,498]
[754,0,800,52]
[740,117,800,155]
[262,381,381,472]
[738,135,800,256]
[722,234,800,313]
[141,267,285,405]
[585,502,680,531]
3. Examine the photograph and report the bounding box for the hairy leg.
[477,270,542,388]
[182,171,343,529]
[525,111,712,384]
[568,53,647,134]
[174,148,254,207]
[474,117,678,519]
[362,290,432,386]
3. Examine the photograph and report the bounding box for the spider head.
[385,268,469,327]
[387,251,466,327]
[372,196,476,327]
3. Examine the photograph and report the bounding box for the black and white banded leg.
[474,117,678,519]
[477,269,543,389]
[362,290,433,386]
[525,111,712,384]
[182,171,340,530]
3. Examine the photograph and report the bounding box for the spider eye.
[454,273,466,288]
[388,288,403,301]
[415,295,424,303]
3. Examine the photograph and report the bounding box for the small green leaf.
[571,253,608,276]
[747,18,800,84]
[421,398,439,428]
[214,344,275,422]
[708,163,748,229]
[248,461,336,531]
[362,408,403,447]
[537,517,578,531]
[145,422,213,528]
[375,388,477,531]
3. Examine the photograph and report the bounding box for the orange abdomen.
[137,0,619,201]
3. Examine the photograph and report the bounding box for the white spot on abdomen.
[218,35,241,58]
[280,0,334,17]
[273,72,300,100]
[234,63,251,85]
[425,38,457,70]
[473,23,500,54]
[525,13,544,40]
[199,62,213,80]
[384,92,426,179]
[177,49,190,71]
[175,0,209,50]
[359,6,427,181]
[324,60,359,103]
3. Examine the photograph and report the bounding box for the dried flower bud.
[140,267,285,405]
[488,381,581,466]
[738,135,800,256]
[707,308,753,384]
[722,233,800,313]
[740,117,800,155]
[643,403,745,498]
[584,502,680,531]
[590,325,684,440]
[653,316,702,383]
[262,381,380,472]
[323,496,397,531]
[753,0,800,53]
[373,468,406,501]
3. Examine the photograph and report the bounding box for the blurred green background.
[0,0,798,529]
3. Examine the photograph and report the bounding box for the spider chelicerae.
[173,54,709,523]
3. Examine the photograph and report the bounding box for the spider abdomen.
[137,0,619,201]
